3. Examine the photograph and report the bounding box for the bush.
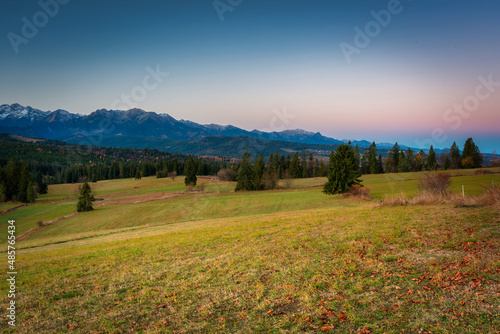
[217,169,236,181]
[156,170,167,178]
[473,169,493,175]
[347,185,371,199]
[262,172,279,190]
[418,172,451,196]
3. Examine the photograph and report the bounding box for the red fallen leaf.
[338,311,348,323]
[157,304,167,308]
[321,326,333,331]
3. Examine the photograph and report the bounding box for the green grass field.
[0,168,499,333]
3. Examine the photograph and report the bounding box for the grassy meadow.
[1,168,499,333]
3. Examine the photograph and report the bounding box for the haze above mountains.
[0,103,424,158]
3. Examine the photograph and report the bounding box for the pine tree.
[378,155,384,173]
[308,153,315,178]
[17,163,30,203]
[26,182,36,203]
[289,153,300,178]
[235,152,253,191]
[450,141,461,169]
[461,138,482,168]
[184,158,197,186]
[443,156,450,170]
[368,142,379,174]
[135,166,141,180]
[4,158,19,200]
[77,181,95,212]
[301,149,307,178]
[353,145,360,174]
[406,148,415,172]
[323,144,362,195]
[279,155,286,178]
[427,146,437,170]
[389,143,400,173]
[397,151,409,172]
[253,154,265,190]
[361,149,369,174]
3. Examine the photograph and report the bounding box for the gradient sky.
[1,0,499,152]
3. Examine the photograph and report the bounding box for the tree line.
[232,137,483,192]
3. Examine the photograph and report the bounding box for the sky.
[1,0,499,153]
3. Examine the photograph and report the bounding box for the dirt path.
[95,191,184,206]
[0,204,26,215]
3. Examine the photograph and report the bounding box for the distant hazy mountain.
[0,103,345,145]
[0,103,421,155]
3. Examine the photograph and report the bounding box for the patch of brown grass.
[345,185,371,200]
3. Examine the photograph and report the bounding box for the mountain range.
[0,103,411,158]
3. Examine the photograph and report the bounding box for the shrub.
[473,169,493,175]
[348,185,371,199]
[217,169,236,181]
[156,170,167,178]
[418,172,451,196]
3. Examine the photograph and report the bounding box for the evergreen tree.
[253,153,265,190]
[135,166,141,179]
[353,145,360,174]
[406,148,415,172]
[427,146,437,170]
[17,163,30,203]
[323,144,362,195]
[361,149,369,175]
[235,152,253,191]
[318,159,326,177]
[450,141,461,169]
[285,154,291,171]
[77,181,95,212]
[4,158,19,200]
[443,156,450,170]
[397,151,409,172]
[378,155,384,173]
[389,143,400,173]
[279,155,286,178]
[368,142,379,174]
[184,157,197,186]
[26,182,36,203]
[461,138,482,168]
[301,149,307,178]
[308,153,315,178]
[289,153,300,178]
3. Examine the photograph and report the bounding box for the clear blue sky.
[1,0,499,153]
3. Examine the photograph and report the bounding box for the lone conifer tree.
[323,144,361,195]
[77,181,95,212]
[184,158,197,186]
